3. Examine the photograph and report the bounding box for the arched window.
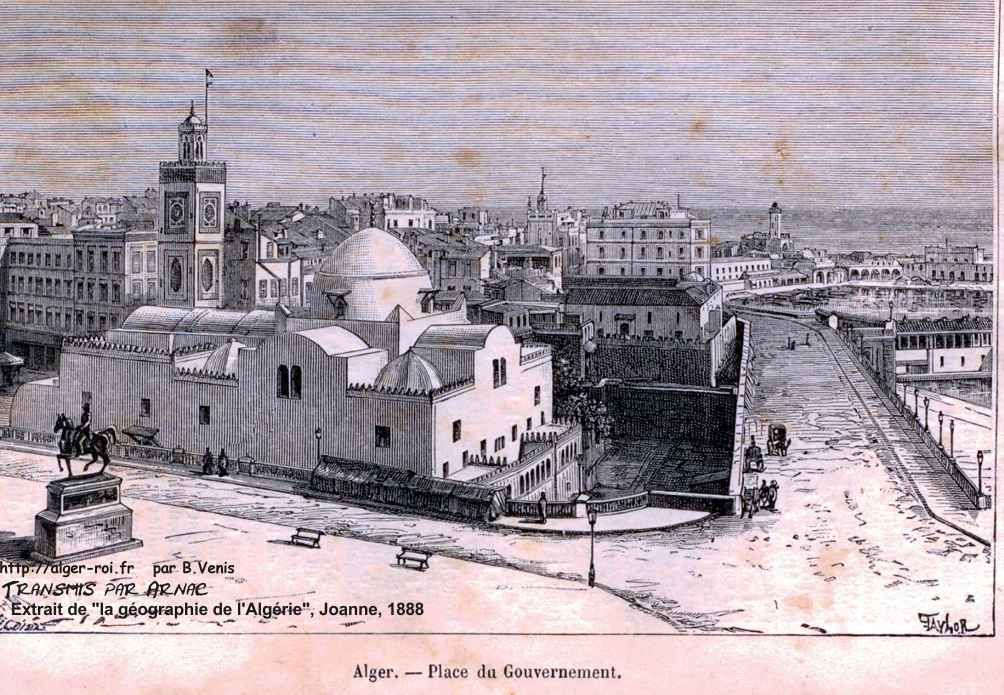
[277,365,289,398]
[492,359,500,388]
[500,358,507,385]
[599,247,605,259]
[291,365,302,399]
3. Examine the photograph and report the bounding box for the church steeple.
[536,167,547,212]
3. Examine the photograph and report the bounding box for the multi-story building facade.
[328,193,435,235]
[897,242,994,284]
[0,214,41,238]
[560,275,723,342]
[893,316,992,375]
[125,231,159,304]
[405,232,490,293]
[584,201,712,280]
[1,229,135,370]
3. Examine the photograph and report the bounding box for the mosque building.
[11,102,582,502]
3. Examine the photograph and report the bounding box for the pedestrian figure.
[768,480,779,511]
[201,447,214,475]
[538,492,548,525]
[805,333,811,346]
[758,480,770,510]
[216,448,230,477]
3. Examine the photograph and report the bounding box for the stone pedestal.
[32,473,142,564]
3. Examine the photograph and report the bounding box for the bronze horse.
[53,413,117,477]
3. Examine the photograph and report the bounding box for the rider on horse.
[73,402,92,454]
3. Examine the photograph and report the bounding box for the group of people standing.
[202,448,230,477]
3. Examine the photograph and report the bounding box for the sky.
[0,1,996,210]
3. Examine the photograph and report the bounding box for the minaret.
[158,101,227,308]
[769,201,782,239]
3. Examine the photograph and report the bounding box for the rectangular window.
[494,436,505,452]
[146,279,156,300]
[511,424,518,441]
[375,426,391,448]
[452,419,462,442]
[540,411,545,426]
[112,251,120,271]
[146,251,156,272]
[140,398,151,417]
[198,405,211,425]
[131,252,142,273]
[259,280,268,299]
[270,279,278,297]
[480,439,487,456]
[526,417,532,431]
[534,385,541,405]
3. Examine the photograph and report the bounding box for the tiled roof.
[897,316,992,333]
[561,276,718,307]
[0,213,35,223]
[495,245,556,257]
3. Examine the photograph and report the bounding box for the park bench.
[290,527,323,548]
[396,547,432,571]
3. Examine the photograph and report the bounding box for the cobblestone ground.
[0,311,992,634]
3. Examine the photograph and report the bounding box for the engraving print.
[0,1,996,662]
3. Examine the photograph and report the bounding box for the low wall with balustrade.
[834,328,991,510]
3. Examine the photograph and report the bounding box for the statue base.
[32,473,143,565]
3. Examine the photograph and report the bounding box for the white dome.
[311,227,431,321]
[203,339,247,376]
[321,227,426,279]
[374,350,443,392]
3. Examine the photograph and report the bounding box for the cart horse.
[766,424,790,457]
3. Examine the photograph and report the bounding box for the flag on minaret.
[206,69,214,86]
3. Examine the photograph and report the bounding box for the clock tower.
[158,101,226,308]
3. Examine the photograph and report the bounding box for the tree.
[562,392,614,444]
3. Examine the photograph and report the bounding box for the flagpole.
[205,70,209,125]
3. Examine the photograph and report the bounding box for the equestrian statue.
[53,402,117,477]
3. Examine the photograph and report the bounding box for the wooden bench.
[290,528,323,548]
[396,547,432,571]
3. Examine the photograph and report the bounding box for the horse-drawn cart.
[766,424,790,457]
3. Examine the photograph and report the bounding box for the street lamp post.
[949,420,954,458]
[314,427,322,467]
[977,450,984,496]
[913,388,919,418]
[938,411,944,447]
[586,506,597,588]
[923,397,929,432]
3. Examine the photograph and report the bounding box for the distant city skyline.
[0,1,995,209]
